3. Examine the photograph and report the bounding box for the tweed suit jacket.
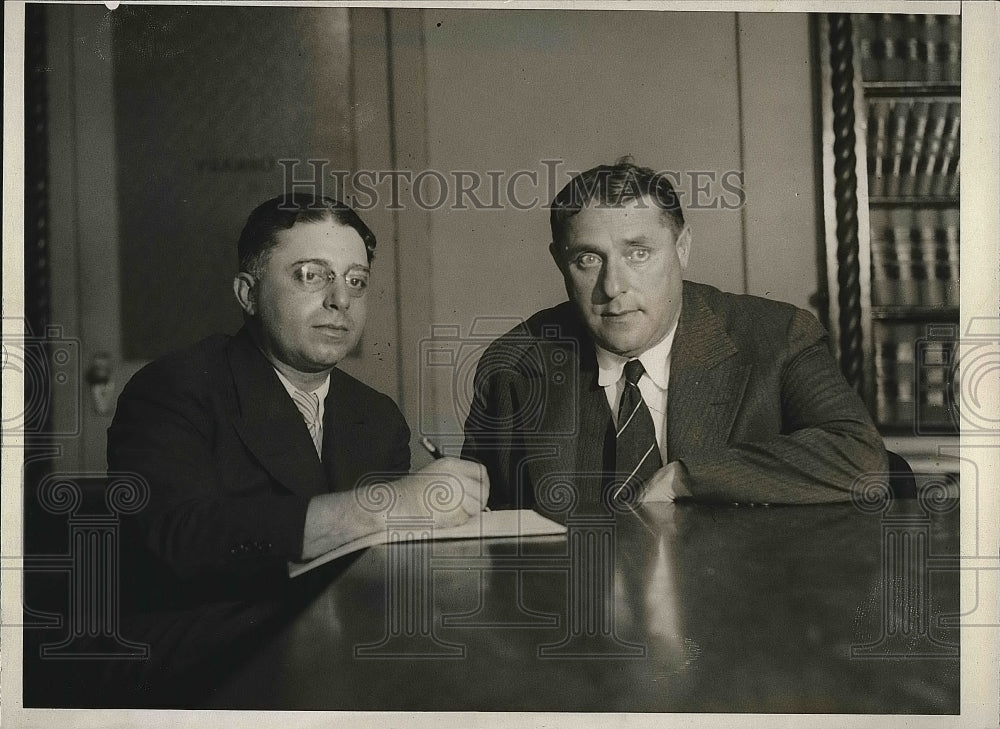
[107,327,410,595]
[462,281,887,508]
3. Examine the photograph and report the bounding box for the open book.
[289,509,566,578]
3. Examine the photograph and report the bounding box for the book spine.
[932,209,950,309]
[902,100,928,197]
[856,13,877,81]
[941,207,960,306]
[869,208,893,305]
[870,14,888,81]
[918,101,948,197]
[891,208,917,305]
[882,14,901,82]
[932,104,960,197]
[894,323,917,429]
[904,14,923,82]
[914,208,940,306]
[874,324,895,425]
[947,155,960,198]
[868,100,890,196]
[887,100,910,198]
[925,15,944,83]
[942,15,961,84]
[947,102,961,197]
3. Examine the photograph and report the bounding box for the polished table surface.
[205,499,959,713]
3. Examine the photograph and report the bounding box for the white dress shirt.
[273,369,331,425]
[595,320,678,464]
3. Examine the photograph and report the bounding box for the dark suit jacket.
[94,328,409,703]
[462,281,887,507]
[107,327,410,594]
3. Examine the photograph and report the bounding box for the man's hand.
[391,457,490,527]
[301,457,489,561]
[641,461,692,503]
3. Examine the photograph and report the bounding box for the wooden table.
[205,498,960,713]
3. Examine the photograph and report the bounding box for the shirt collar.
[273,367,331,402]
[595,317,678,390]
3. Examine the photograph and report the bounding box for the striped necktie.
[612,359,662,504]
[291,389,323,458]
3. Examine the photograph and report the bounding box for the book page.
[288,509,566,578]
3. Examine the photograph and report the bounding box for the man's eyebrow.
[290,258,370,272]
[563,235,652,251]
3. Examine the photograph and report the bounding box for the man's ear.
[675,225,692,271]
[233,272,256,316]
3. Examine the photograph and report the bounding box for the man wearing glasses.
[108,194,487,598]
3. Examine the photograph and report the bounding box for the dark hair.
[549,158,685,247]
[237,193,377,277]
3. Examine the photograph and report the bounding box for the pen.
[421,436,445,459]
[421,437,490,511]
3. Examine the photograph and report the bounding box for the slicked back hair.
[549,159,685,248]
[237,193,376,278]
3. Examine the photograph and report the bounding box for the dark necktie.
[612,359,662,503]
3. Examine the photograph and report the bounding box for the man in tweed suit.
[462,160,887,508]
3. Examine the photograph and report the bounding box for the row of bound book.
[866,98,960,199]
[855,14,961,84]
[873,322,957,429]
[869,207,959,307]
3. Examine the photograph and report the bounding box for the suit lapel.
[667,284,750,459]
[227,328,327,499]
[524,313,612,502]
[321,369,368,493]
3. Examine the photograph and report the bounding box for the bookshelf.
[818,13,960,474]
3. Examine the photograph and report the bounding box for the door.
[46,5,404,472]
